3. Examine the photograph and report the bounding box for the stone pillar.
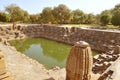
[66,41,93,80]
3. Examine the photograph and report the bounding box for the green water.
[9,38,98,69]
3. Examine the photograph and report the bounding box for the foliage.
[71,9,84,24]
[30,14,41,23]
[5,4,30,22]
[0,3,119,29]
[111,12,120,27]
[85,13,95,24]
[101,10,112,16]
[94,14,101,24]
[52,4,71,24]
[41,7,55,24]
[0,11,10,22]
[22,11,30,23]
[100,14,111,26]
[111,4,120,27]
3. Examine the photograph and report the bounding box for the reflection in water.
[9,38,71,69]
[9,38,98,69]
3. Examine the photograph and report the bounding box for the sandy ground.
[0,43,66,80]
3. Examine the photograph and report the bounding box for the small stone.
[75,41,89,47]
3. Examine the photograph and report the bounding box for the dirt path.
[0,43,66,80]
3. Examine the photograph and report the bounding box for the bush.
[111,12,120,27]
[100,14,111,26]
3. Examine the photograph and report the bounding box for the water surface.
[10,38,98,69]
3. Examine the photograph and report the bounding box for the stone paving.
[0,43,66,80]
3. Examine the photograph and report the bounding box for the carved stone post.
[66,41,93,80]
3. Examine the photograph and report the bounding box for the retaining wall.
[22,24,120,52]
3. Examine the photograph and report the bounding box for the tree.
[111,12,120,27]
[100,14,111,26]
[85,13,95,24]
[30,14,40,23]
[113,4,120,11]
[22,11,30,23]
[41,7,55,24]
[53,4,71,24]
[111,4,120,27]
[5,4,30,23]
[101,10,112,16]
[71,9,87,24]
[0,11,10,22]
[95,14,101,24]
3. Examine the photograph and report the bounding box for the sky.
[0,0,120,14]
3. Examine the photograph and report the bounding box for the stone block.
[114,45,120,54]
[0,58,6,75]
[0,52,4,58]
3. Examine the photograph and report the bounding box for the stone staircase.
[0,52,14,80]
[92,50,119,74]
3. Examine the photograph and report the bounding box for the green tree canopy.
[111,4,120,27]
[30,14,40,23]
[114,4,120,11]
[5,4,30,23]
[22,11,30,23]
[0,11,10,22]
[71,9,87,24]
[100,14,111,26]
[41,7,55,24]
[85,13,95,24]
[53,4,71,24]
[111,12,120,27]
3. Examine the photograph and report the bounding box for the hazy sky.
[0,0,120,14]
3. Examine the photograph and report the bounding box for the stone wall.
[22,24,120,52]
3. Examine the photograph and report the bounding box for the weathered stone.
[0,52,14,80]
[98,57,120,80]
[66,41,93,80]
[0,52,6,75]
[114,45,120,54]
[0,52,4,58]
[23,24,120,52]
[0,58,6,75]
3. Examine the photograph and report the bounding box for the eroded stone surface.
[66,41,93,80]
[0,52,14,80]
[23,24,120,52]
[98,57,120,80]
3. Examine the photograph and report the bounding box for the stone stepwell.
[0,24,120,80]
[22,24,120,52]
